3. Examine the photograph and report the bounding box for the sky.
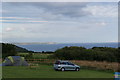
[0,2,118,43]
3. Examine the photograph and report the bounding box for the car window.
[67,62,74,65]
[61,62,67,65]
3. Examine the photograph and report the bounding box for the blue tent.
[2,56,28,66]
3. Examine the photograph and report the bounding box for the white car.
[53,60,80,71]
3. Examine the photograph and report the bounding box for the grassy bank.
[2,64,114,78]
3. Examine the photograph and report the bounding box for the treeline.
[2,43,17,58]
[2,43,120,62]
[53,46,120,62]
[2,43,33,58]
[33,51,54,54]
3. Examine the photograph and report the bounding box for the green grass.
[2,65,114,78]
[18,53,29,55]
[17,53,52,59]
[32,54,52,59]
[16,53,29,56]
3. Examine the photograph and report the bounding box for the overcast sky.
[0,2,118,43]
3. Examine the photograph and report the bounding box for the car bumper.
[54,67,62,70]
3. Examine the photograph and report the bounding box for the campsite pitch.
[2,65,113,78]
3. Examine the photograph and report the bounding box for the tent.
[2,56,28,66]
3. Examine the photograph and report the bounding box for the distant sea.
[16,42,118,52]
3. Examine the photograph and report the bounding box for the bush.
[54,46,119,62]
[2,43,17,58]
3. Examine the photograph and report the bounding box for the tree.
[2,43,17,58]
[53,46,119,62]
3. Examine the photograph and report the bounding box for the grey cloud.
[4,2,88,8]
[2,2,90,20]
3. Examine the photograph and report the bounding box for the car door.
[66,62,76,70]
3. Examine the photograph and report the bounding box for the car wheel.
[61,68,65,71]
[76,68,80,71]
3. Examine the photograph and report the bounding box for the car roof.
[56,60,69,62]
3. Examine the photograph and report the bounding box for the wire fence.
[26,59,120,71]
[26,59,55,64]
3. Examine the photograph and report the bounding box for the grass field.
[2,64,114,78]
[17,53,52,59]
[18,53,29,55]
[32,54,52,59]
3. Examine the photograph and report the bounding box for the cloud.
[2,2,90,20]
[2,21,108,36]
[2,2,118,43]
[82,4,117,17]
[0,20,48,23]
[95,22,107,26]
[2,2,117,23]
[2,20,117,43]
[0,17,48,23]
[0,17,32,19]
[0,20,17,22]
[2,0,119,2]
[27,21,48,22]
[5,27,13,31]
